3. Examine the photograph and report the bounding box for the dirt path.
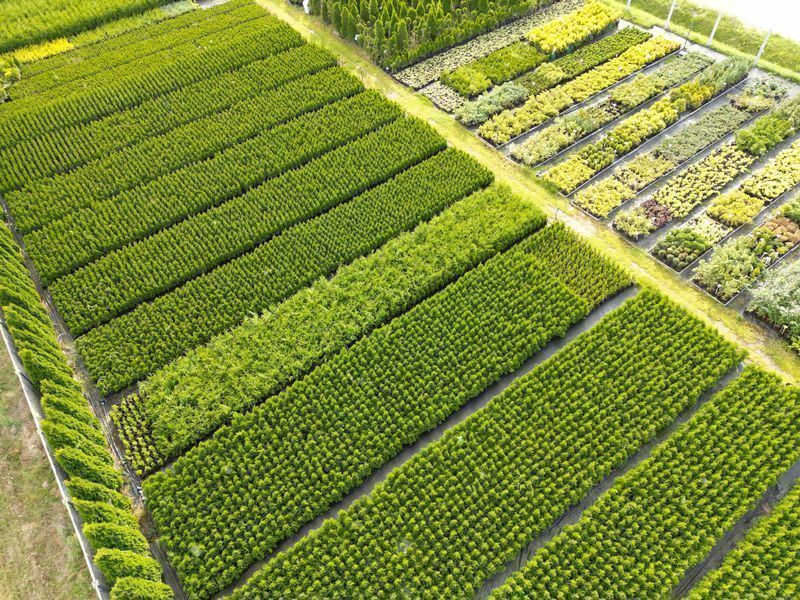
[0,348,93,600]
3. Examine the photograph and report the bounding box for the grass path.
[0,347,92,599]
[257,0,800,383]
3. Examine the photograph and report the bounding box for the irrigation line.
[563,79,748,197]
[0,318,109,600]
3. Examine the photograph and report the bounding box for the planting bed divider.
[496,46,681,151]
[561,79,747,197]
[584,101,770,221]
[506,52,714,172]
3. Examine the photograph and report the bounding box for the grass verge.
[0,347,92,599]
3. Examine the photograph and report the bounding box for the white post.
[707,11,723,46]
[626,0,632,9]
[754,28,773,66]
[665,0,678,30]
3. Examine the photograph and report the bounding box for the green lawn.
[0,347,92,600]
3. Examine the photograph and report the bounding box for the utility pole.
[665,0,678,30]
[626,0,632,9]
[707,11,723,46]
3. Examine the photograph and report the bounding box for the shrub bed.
[227,291,740,599]
[144,225,630,599]
[494,367,800,598]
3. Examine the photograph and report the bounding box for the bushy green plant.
[455,82,529,125]
[110,577,172,600]
[84,523,149,555]
[95,549,162,587]
[73,499,139,529]
[782,194,800,223]
[574,177,635,218]
[41,420,108,462]
[614,204,657,239]
[65,478,130,511]
[749,259,800,345]
[616,153,675,191]
[652,216,730,270]
[56,447,123,490]
[693,236,766,301]
[474,42,546,85]
[736,113,794,156]
[440,65,492,97]
[739,140,800,202]
[707,189,765,227]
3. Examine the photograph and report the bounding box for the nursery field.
[2,1,800,600]
[0,0,182,56]
[386,0,800,355]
